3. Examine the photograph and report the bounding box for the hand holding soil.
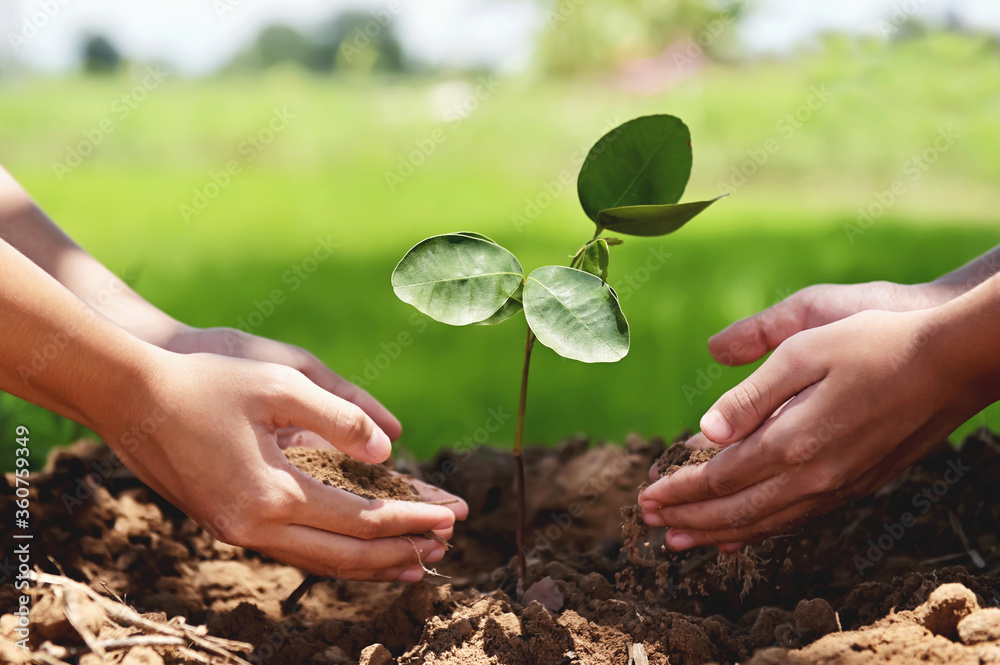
[640,270,1000,550]
[96,350,467,583]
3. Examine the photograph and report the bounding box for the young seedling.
[391,114,725,592]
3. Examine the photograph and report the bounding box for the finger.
[288,470,458,538]
[258,548,420,583]
[639,433,775,511]
[663,499,823,550]
[274,370,391,463]
[276,427,333,450]
[707,289,812,365]
[642,462,805,532]
[261,527,445,580]
[683,432,721,450]
[299,356,404,442]
[408,477,470,522]
[700,340,825,444]
[718,541,758,553]
[647,434,722,484]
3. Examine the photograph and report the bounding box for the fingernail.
[642,512,665,527]
[365,428,390,459]
[701,409,733,440]
[425,546,446,563]
[433,517,455,531]
[638,498,660,511]
[398,567,424,583]
[666,531,695,551]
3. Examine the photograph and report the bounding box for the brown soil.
[284,447,421,502]
[2,429,1000,664]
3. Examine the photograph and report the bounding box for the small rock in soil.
[359,643,395,665]
[793,598,840,644]
[915,582,979,638]
[957,608,1000,645]
[524,576,565,612]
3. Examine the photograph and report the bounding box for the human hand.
[706,280,956,367]
[104,350,467,582]
[162,325,401,442]
[639,308,984,551]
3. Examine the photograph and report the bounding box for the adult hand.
[705,280,954,368]
[163,325,401,441]
[639,307,985,552]
[104,350,467,582]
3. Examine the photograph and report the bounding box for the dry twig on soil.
[26,571,253,665]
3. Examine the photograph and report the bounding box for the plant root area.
[3,429,1000,664]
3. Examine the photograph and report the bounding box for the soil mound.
[2,429,999,663]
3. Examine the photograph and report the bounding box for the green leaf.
[453,231,498,244]
[392,234,524,326]
[577,115,692,224]
[578,239,609,281]
[596,195,727,237]
[523,266,629,363]
[473,284,523,325]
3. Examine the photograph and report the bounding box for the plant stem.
[514,323,535,592]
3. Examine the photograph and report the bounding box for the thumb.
[700,339,825,444]
[274,369,391,463]
[708,289,813,366]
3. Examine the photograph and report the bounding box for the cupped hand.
[162,325,401,441]
[104,350,467,582]
[639,308,983,552]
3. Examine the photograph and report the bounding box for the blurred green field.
[2,33,1000,470]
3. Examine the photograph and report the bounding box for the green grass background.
[3,33,1000,470]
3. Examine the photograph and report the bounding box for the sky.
[3,0,1000,76]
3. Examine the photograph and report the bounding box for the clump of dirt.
[2,429,1000,664]
[284,447,420,502]
[656,444,722,478]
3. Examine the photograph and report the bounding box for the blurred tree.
[228,12,408,75]
[232,24,324,71]
[315,11,407,74]
[82,35,122,74]
[534,0,745,76]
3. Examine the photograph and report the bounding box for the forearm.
[0,165,183,345]
[926,271,1000,407]
[0,239,159,431]
[930,244,1000,297]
